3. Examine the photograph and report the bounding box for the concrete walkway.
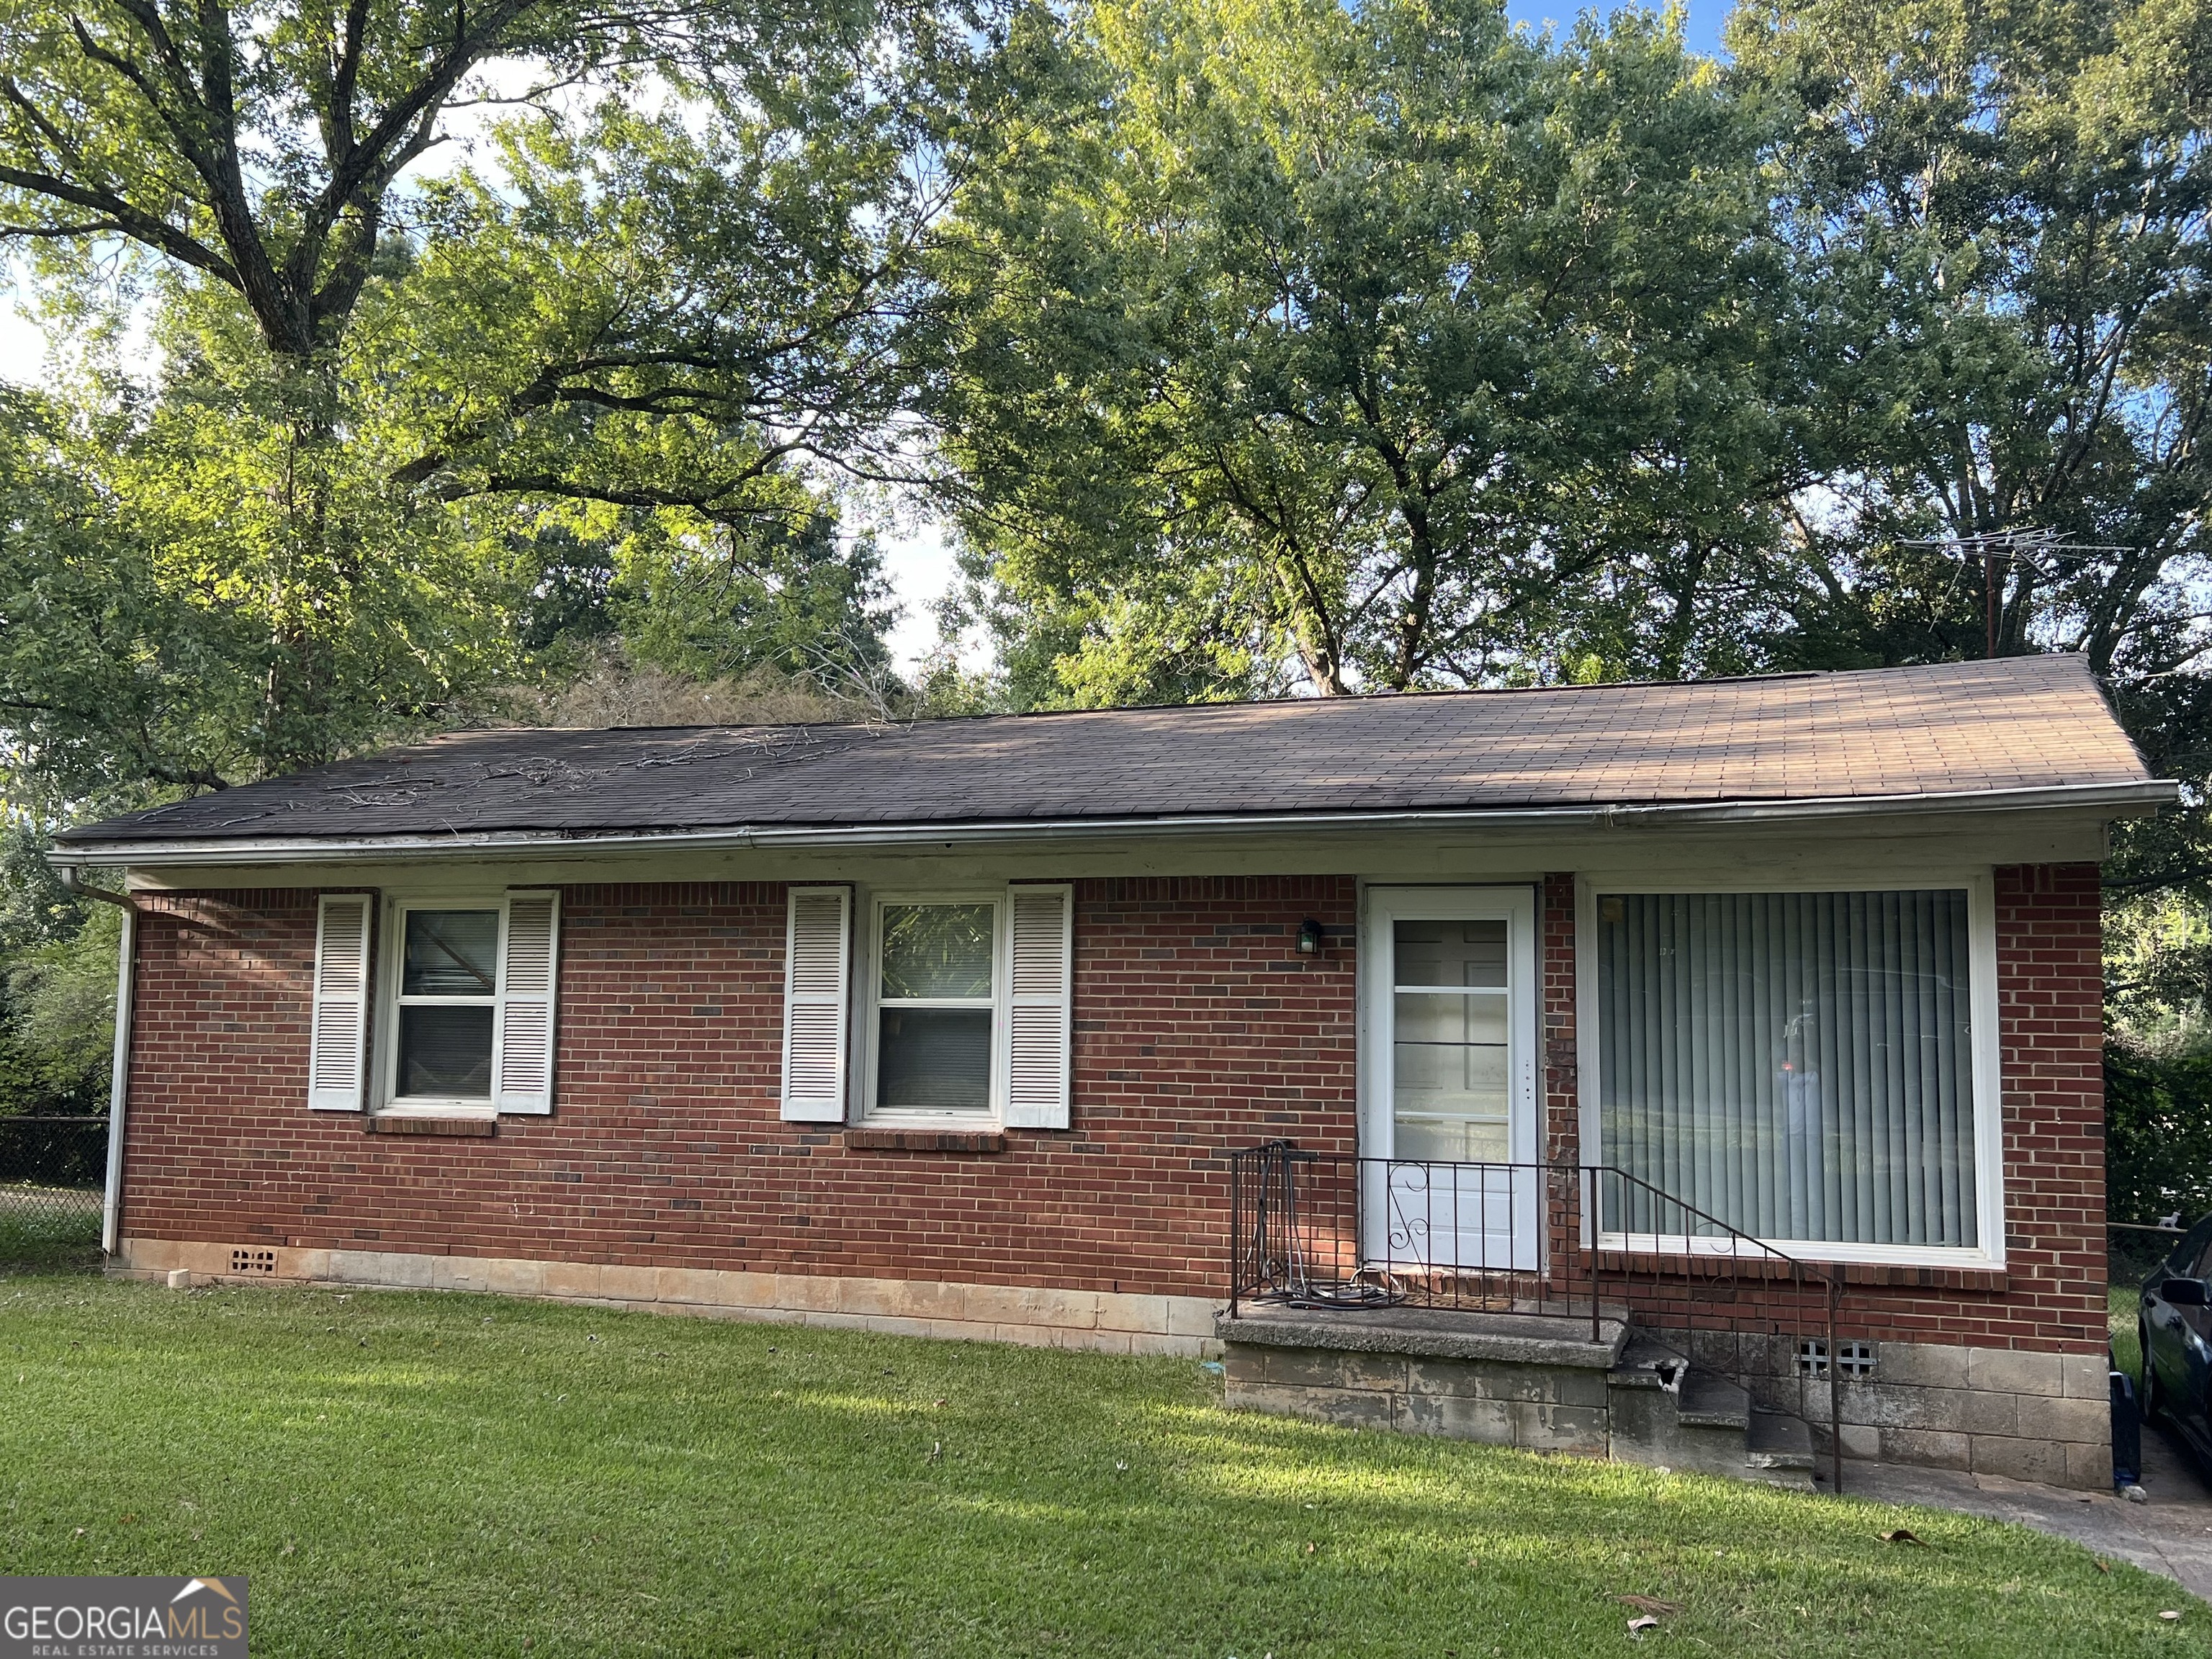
[1837,1424,2212,1599]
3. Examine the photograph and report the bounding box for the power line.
[1899,528,2141,657]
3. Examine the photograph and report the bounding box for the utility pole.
[1901,528,2134,659]
[1984,550,1999,659]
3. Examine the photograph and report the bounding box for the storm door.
[1359,887,1540,1274]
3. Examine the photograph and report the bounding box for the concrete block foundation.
[1671,1329,2111,1491]
[112,1237,1221,1357]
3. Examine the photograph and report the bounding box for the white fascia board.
[45,778,2182,871]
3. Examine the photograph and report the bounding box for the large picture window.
[1595,888,1981,1251]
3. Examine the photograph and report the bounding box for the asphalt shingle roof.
[57,656,2156,850]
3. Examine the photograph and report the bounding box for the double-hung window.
[778,884,1072,1128]
[870,897,1001,1118]
[315,891,562,1118]
[1591,883,1996,1262]
[393,907,502,1103]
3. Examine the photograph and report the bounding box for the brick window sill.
[844,1128,1005,1154]
[367,1115,499,1138]
[1592,1250,2005,1293]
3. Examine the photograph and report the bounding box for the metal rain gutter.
[44,778,2181,870]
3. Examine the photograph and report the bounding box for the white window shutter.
[494,890,560,1114]
[308,894,373,1111]
[781,886,852,1121]
[1004,884,1073,1129]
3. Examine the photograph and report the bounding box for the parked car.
[2139,1216,2212,1462]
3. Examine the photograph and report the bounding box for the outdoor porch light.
[1295,918,1324,956]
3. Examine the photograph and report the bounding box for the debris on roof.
[56,657,2156,850]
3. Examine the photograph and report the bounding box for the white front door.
[1360,886,1540,1274]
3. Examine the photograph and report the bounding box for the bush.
[0,904,117,1115]
[2107,1027,2212,1230]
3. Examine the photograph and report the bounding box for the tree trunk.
[1657,541,1711,680]
[1388,502,1439,692]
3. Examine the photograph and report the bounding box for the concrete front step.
[1218,1304,1815,1488]
[1218,1304,1630,1368]
[1748,1410,1818,1476]
[1604,1337,1815,1488]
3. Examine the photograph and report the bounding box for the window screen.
[876,903,994,1114]
[1596,890,1978,1247]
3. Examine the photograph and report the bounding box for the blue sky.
[1502,0,1731,58]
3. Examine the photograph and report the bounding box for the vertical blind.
[1596,890,1978,1247]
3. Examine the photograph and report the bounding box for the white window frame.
[1575,870,2005,1269]
[1357,884,1541,1169]
[860,889,1007,1127]
[374,896,510,1119]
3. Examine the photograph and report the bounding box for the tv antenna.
[1899,528,2135,658]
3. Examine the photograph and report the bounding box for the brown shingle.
[59,656,2157,848]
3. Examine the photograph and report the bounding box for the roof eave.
[45,778,2182,870]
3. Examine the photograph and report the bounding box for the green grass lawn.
[0,1188,102,1270]
[0,1274,2200,1657]
[2116,1280,2145,1388]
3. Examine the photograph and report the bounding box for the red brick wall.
[1986,862,2109,1351]
[1542,873,1581,1166]
[118,876,1358,1299]
[118,864,2107,1351]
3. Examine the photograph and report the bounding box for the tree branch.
[0,161,235,282]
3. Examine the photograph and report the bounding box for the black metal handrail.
[1226,1141,1848,1491]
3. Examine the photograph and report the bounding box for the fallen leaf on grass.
[2161,1610,2182,1622]
[2095,1560,2111,1574]
[1303,1542,1316,1555]
[1879,1528,1925,1545]
[1618,1596,1681,1616]
[1627,1615,1661,1635]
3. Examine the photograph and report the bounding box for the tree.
[0,902,118,1113]
[506,511,899,697]
[1,0,981,780]
[1728,0,2211,855]
[0,384,260,803]
[932,0,1809,704]
[0,0,873,365]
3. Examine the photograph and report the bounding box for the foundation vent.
[230,1248,277,1276]
[1797,1338,1876,1379]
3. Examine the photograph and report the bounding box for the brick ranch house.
[53,655,2172,1488]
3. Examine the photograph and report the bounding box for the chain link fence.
[0,1115,106,1267]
